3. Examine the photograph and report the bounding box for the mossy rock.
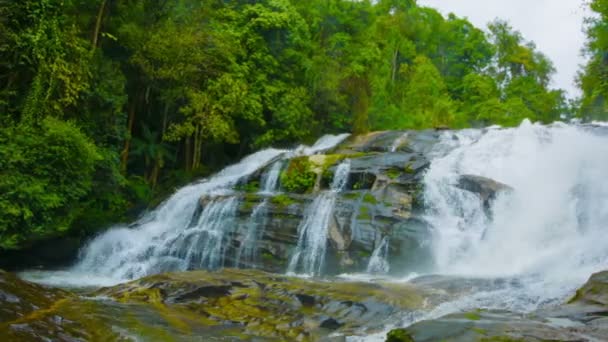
[568,270,608,306]
[386,328,414,342]
[97,269,426,340]
[0,270,123,341]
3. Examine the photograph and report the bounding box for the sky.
[417,0,591,97]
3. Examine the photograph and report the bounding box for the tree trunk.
[120,92,139,174]
[92,0,107,48]
[185,136,192,172]
[391,48,399,84]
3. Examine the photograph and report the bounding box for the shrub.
[280,157,316,194]
[0,118,100,249]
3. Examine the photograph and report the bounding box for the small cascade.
[236,161,283,267]
[288,160,351,276]
[165,197,239,271]
[261,161,283,194]
[366,236,390,274]
[390,132,408,152]
[236,200,268,267]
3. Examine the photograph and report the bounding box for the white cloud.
[417,0,590,97]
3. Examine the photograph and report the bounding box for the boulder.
[98,268,426,340]
[0,270,121,341]
[457,175,513,208]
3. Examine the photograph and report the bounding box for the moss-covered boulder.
[569,270,608,306]
[0,270,124,341]
[98,268,426,341]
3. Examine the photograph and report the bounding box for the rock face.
[0,270,122,341]
[97,268,425,341]
[457,174,513,209]
[202,130,445,276]
[388,271,608,342]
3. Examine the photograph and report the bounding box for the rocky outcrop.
[98,268,426,341]
[198,130,445,276]
[0,270,122,341]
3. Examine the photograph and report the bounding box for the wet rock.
[0,270,121,341]
[569,270,608,306]
[98,268,426,340]
[457,174,513,208]
[391,271,608,342]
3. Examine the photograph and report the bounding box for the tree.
[579,0,608,120]
[402,56,455,128]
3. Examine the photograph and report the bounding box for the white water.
[348,121,608,341]
[260,161,283,194]
[288,160,351,276]
[416,120,608,314]
[236,200,268,267]
[21,134,349,287]
[367,236,390,274]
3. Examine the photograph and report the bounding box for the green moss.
[387,169,401,180]
[479,337,525,342]
[404,163,415,174]
[270,194,296,208]
[261,251,276,261]
[386,328,414,342]
[358,250,372,258]
[363,193,378,204]
[235,180,260,193]
[357,206,372,220]
[342,192,361,200]
[463,312,481,321]
[280,157,316,194]
[472,327,487,335]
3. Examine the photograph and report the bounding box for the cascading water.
[236,200,268,267]
[288,159,351,276]
[348,121,608,342]
[236,161,283,267]
[260,161,283,194]
[22,134,349,287]
[367,236,390,274]
[418,120,608,316]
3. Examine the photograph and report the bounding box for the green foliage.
[270,194,296,208]
[0,0,574,251]
[357,206,372,221]
[280,157,316,194]
[0,118,100,249]
[363,193,378,205]
[578,0,608,120]
[236,181,260,194]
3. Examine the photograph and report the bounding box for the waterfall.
[421,120,608,312]
[24,134,350,287]
[260,161,283,194]
[236,200,268,267]
[288,160,351,276]
[367,236,390,274]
